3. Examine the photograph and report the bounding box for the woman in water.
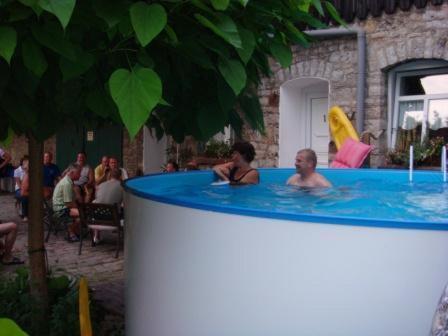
[213,141,259,185]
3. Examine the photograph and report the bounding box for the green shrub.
[203,140,232,159]
[0,268,105,336]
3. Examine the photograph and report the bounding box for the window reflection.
[400,74,448,96]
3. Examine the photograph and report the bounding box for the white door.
[310,97,329,167]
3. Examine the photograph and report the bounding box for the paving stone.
[0,193,124,320]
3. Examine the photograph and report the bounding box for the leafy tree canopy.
[0,0,342,143]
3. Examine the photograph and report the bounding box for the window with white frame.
[388,60,448,152]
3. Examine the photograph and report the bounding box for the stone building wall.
[1,135,56,166]
[245,3,448,168]
[122,129,144,177]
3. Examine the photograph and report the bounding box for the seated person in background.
[0,147,13,177]
[164,160,179,173]
[287,149,332,188]
[43,152,61,199]
[213,141,259,185]
[0,221,24,265]
[92,168,124,244]
[53,163,81,242]
[73,152,94,203]
[109,157,128,181]
[94,156,109,185]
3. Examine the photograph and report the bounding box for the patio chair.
[78,203,122,258]
[330,138,373,169]
[44,199,72,242]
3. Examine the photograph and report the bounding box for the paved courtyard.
[0,192,124,321]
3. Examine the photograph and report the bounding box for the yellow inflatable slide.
[328,106,359,150]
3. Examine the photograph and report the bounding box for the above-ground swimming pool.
[124,168,448,336]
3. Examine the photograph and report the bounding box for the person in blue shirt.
[43,151,61,199]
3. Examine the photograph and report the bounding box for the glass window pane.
[400,76,425,95]
[398,100,424,130]
[428,99,448,130]
[395,100,424,151]
[400,73,448,96]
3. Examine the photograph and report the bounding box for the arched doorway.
[278,77,330,167]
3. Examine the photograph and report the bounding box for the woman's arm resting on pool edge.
[213,162,233,181]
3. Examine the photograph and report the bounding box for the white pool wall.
[125,193,448,336]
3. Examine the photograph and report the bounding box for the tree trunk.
[28,135,48,334]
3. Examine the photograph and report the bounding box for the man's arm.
[95,167,108,185]
[87,167,95,187]
[0,151,11,169]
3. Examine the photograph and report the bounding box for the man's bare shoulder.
[314,172,332,188]
[286,173,301,185]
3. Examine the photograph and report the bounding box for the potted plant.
[385,137,445,169]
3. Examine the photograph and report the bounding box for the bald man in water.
[287,149,332,188]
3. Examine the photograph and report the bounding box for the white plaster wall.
[279,78,329,167]
[143,126,167,174]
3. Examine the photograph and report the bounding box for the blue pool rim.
[124,168,448,231]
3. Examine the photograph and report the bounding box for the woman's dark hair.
[232,141,256,163]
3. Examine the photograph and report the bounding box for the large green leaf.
[217,77,236,113]
[239,93,265,134]
[0,127,14,147]
[59,49,94,81]
[86,89,119,119]
[109,67,162,138]
[284,21,309,48]
[270,40,292,68]
[31,23,76,61]
[291,9,326,29]
[130,2,167,47]
[311,0,324,16]
[195,13,242,49]
[93,0,127,28]
[197,104,228,140]
[177,40,215,70]
[0,318,28,336]
[298,0,311,11]
[210,0,229,11]
[218,59,246,95]
[7,4,34,22]
[325,1,346,26]
[21,38,48,77]
[18,0,43,16]
[239,0,249,6]
[0,26,17,65]
[38,0,76,29]
[1,90,37,131]
[236,27,255,64]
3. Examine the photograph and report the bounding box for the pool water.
[125,168,448,228]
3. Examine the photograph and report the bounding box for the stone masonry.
[246,3,448,168]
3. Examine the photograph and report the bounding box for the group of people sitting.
[53,153,127,243]
[213,141,332,188]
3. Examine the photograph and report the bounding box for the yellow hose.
[79,277,93,336]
